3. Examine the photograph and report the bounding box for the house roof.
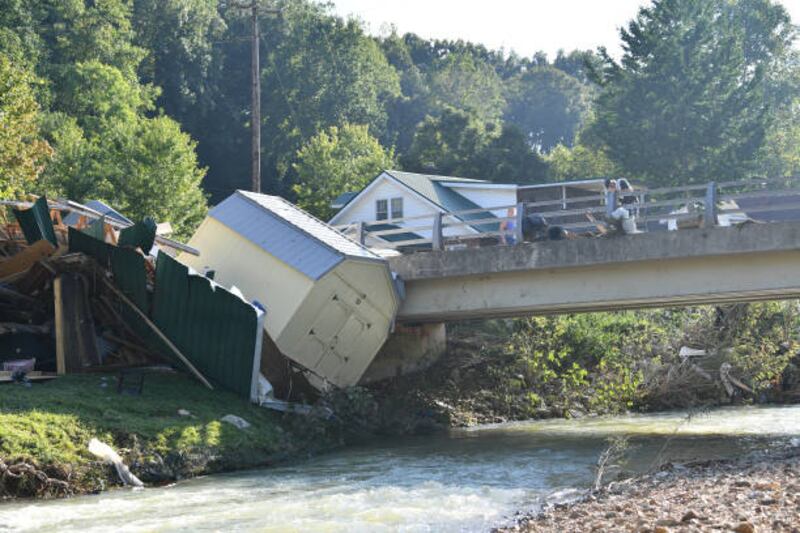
[382,170,501,232]
[331,191,359,209]
[210,190,381,280]
[62,199,132,227]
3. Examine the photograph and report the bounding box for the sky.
[330,0,800,59]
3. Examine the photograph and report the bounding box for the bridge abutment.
[360,323,447,383]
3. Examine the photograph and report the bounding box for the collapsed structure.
[0,196,266,401]
[179,190,400,389]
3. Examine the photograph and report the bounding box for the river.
[2,404,799,532]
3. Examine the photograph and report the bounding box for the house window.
[391,197,403,219]
[376,199,388,220]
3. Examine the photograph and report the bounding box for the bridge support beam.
[396,251,800,322]
[389,223,800,323]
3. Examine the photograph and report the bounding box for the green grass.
[0,371,332,493]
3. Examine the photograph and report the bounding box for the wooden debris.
[54,273,101,374]
[0,371,58,383]
[0,239,56,280]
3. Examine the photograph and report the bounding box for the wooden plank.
[54,274,101,374]
[0,240,56,280]
[100,275,213,390]
[0,371,58,383]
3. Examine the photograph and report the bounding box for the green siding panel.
[118,217,156,253]
[69,227,113,267]
[13,196,57,246]
[69,227,149,312]
[152,253,259,398]
[68,227,260,399]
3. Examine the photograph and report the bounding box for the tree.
[402,107,489,177]
[756,99,800,179]
[403,107,546,183]
[472,125,548,184]
[587,0,796,186]
[429,52,506,125]
[133,0,226,119]
[504,66,591,151]
[38,61,207,237]
[194,2,401,199]
[100,116,208,237]
[292,124,396,220]
[0,54,52,197]
[545,143,621,182]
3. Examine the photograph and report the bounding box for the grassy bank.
[0,372,339,499]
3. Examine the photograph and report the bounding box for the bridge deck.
[388,222,800,322]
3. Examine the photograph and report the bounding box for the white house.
[329,170,610,246]
[328,170,518,245]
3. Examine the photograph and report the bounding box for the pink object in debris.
[3,358,36,373]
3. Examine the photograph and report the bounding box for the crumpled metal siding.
[152,252,260,398]
[69,227,150,312]
[118,217,156,254]
[68,226,261,398]
[13,196,57,246]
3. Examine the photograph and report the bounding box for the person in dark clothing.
[522,214,549,241]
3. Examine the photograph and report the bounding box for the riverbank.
[0,372,340,499]
[499,447,800,532]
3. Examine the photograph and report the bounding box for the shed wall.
[278,259,395,387]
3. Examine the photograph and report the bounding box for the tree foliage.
[292,123,396,220]
[545,143,620,182]
[403,107,546,183]
[505,66,591,151]
[586,0,795,186]
[0,55,52,197]
[0,1,209,235]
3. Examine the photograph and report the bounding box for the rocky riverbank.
[499,448,800,532]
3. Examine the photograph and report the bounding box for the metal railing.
[334,177,800,252]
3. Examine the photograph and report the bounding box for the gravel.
[498,450,800,532]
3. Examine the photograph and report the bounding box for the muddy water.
[2,405,799,532]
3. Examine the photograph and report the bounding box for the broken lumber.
[0,240,56,280]
[99,275,213,390]
[54,274,101,374]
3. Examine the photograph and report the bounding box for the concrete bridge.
[388,221,800,323]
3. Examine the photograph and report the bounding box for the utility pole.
[250,3,260,193]
[231,1,280,193]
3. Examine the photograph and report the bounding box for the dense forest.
[0,0,798,233]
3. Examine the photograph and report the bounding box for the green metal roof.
[384,170,500,232]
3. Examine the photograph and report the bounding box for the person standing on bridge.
[605,178,636,234]
[501,206,517,245]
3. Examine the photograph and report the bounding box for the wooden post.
[54,274,101,374]
[432,212,443,251]
[704,181,718,228]
[514,202,524,245]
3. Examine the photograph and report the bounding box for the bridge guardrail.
[333,177,800,252]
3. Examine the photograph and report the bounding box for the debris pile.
[0,196,266,399]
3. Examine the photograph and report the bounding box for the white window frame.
[390,197,403,219]
[375,198,388,221]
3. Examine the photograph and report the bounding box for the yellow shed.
[180,191,400,389]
